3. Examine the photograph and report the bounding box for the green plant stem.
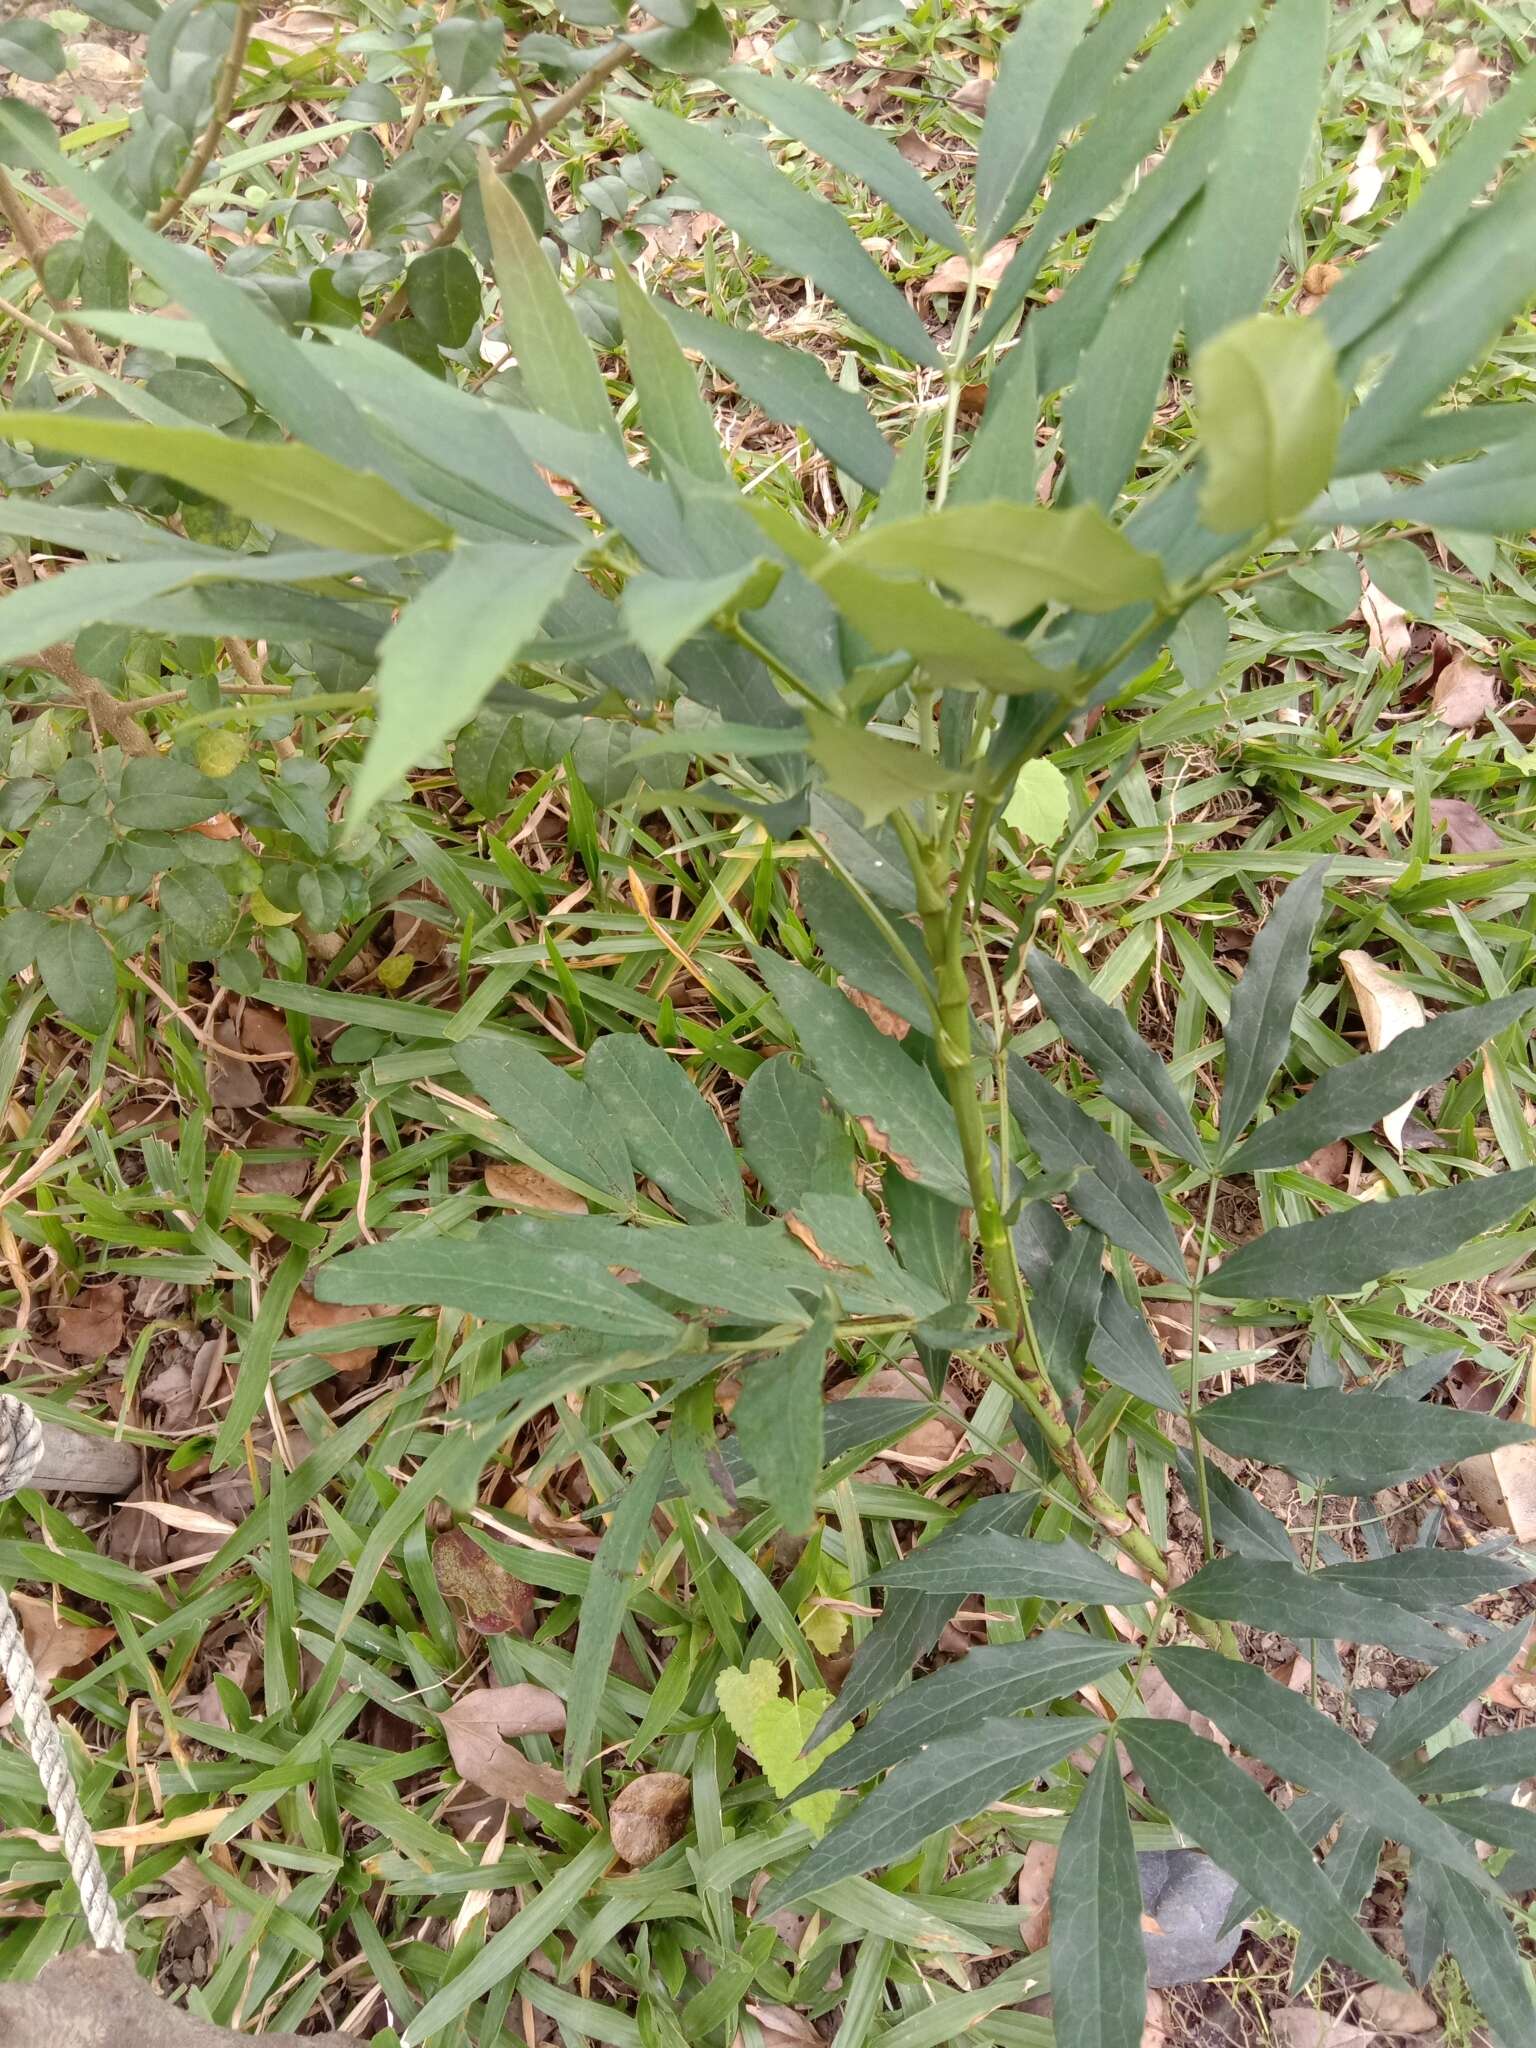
[149,0,259,233]
[934,265,980,508]
[1185,1176,1221,1562]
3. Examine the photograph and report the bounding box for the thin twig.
[0,167,106,372]
[0,292,93,364]
[149,0,260,234]
[7,554,156,756]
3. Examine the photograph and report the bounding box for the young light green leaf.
[1184,0,1328,352]
[1051,1741,1146,2048]
[454,1036,636,1208]
[804,709,968,829]
[813,557,1066,694]
[612,263,728,484]
[1004,760,1072,845]
[1417,1864,1536,2048]
[348,545,581,830]
[1195,315,1346,533]
[1227,992,1536,1173]
[1206,1168,1536,1302]
[34,921,116,1035]
[0,414,451,556]
[565,1447,671,1786]
[1120,1717,1403,1986]
[799,1633,1129,1796]
[478,155,621,444]
[837,501,1167,626]
[869,1530,1154,1607]
[715,1660,851,1838]
[1216,858,1329,1155]
[584,1036,745,1224]
[973,0,1100,250]
[1089,1279,1184,1412]
[1152,1649,1496,1894]
[722,67,963,253]
[755,952,971,1205]
[1029,950,1205,1165]
[760,1717,1092,1911]
[732,1297,835,1536]
[1008,1057,1187,1278]
[623,101,942,370]
[1196,1382,1536,1494]
[1175,1556,1464,1662]
[623,561,780,670]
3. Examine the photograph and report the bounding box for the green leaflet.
[1061,214,1185,512]
[804,709,969,828]
[1088,1277,1184,1412]
[0,413,450,556]
[1014,1203,1103,1398]
[13,812,111,911]
[1008,1056,1186,1278]
[738,1054,856,1211]
[1226,991,1536,1173]
[1417,1864,1536,2048]
[455,1036,636,1209]
[1176,1556,1462,1662]
[623,101,942,371]
[1215,859,1329,1155]
[868,1530,1154,1607]
[34,921,116,1035]
[405,245,481,349]
[1194,316,1347,534]
[813,556,1068,695]
[755,951,971,1206]
[1369,1626,1529,1765]
[973,0,1101,250]
[798,864,936,1037]
[1315,1547,1528,1617]
[1406,1726,1536,1798]
[732,1298,836,1535]
[565,1447,672,1786]
[1196,1382,1536,1494]
[1205,1168,1536,1302]
[584,1036,745,1224]
[348,545,582,831]
[1027,949,1204,1165]
[623,562,780,670]
[1120,1717,1403,1986]
[612,262,729,485]
[1050,1741,1146,2048]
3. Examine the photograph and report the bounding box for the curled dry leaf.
[438,1685,569,1808]
[609,1770,692,1867]
[1301,261,1342,297]
[1355,1984,1439,2035]
[287,1287,379,1375]
[1339,949,1426,1152]
[920,239,1017,298]
[1340,123,1386,224]
[1360,578,1410,665]
[734,2006,824,2048]
[54,1281,126,1359]
[1300,1139,1352,1187]
[1428,795,1501,855]
[432,1526,535,1636]
[1432,652,1499,729]
[483,1160,587,1214]
[1439,43,1494,117]
[1017,1837,1056,1950]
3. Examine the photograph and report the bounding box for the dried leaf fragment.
[54,1282,125,1358]
[438,1685,569,1808]
[1432,652,1499,730]
[610,1770,692,1867]
[287,1287,379,1375]
[483,1160,588,1214]
[432,1526,535,1636]
[1340,124,1386,223]
[1429,795,1501,854]
[1339,949,1426,1152]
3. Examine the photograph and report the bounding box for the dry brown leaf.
[1459,1441,1536,1542]
[238,1005,294,1058]
[1300,1140,1352,1187]
[1429,795,1501,855]
[1341,124,1386,223]
[1017,1838,1056,1950]
[240,1117,311,1197]
[287,1287,379,1375]
[840,983,910,1040]
[1433,652,1499,729]
[1439,43,1494,116]
[439,1686,569,1808]
[432,1526,535,1636]
[1268,2010,1373,2048]
[1340,949,1426,1152]
[483,1161,587,1214]
[1360,578,1411,665]
[121,1498,237,1536]
[920,240,1017,298]
[734,2005,823,2048]
[950,75,992,116]
[610,1771,692,1867]
[1356,1984,1439,2034]
[1301,261,1342,297]
[1,1594,113,1718]
[54,1282,125,1358]
[896,130,944,172]
[1140,1989,1174,2047]
[1406,0,1436,17]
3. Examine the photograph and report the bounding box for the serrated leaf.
[1195,316,1346,534]
[584,1036,745,1223]
[715,1660,851,1837]
[624,101,941,370]
[799,1633,1129,1795]
[760,1716,1091,1910]
[1008,1056,1186,1277]
[1029,950,1204,1164]
[1051,1742,1146,2048]
[1120,1717,1403,1986]
[869,1530,1153,1607]
[1196,1382,1536,1495]
[1217,859,1329,1155]
[1175,1556,1460,1661]
[0,413,449,555]
[1152,1649,1496,1894]
[731,1298,834,1536]
[455,1036,636,1208]
[1205,1168,1536,1302]
[565,1447,671,1785]
[755,951,970,1205]
[1418,1863,1536,2048]
[612,263,727,484]
[349,544,581,830]
[837,501,1166,626]
[34,921,116,1035]
[803,709,968,828]
[1226,992,1536,1173]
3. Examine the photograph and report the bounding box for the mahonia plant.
[4,1,1536,2043]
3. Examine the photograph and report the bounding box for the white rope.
[0,1391,126,1953]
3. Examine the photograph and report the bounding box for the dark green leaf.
[1370,1626,1529,1765]
[1008,1057,1186,1278]
[1119,1717,1403,1985]
[1418,1864,1536,2048]
[732,1297,835,1536]
[738,1054,855,1211]
[1014,1204,1103,1399]
[1217,858,1329,1153]
[454,703,525,815]
[612,264,727,484]
[1227,993,1536,1173]
[973,0,1099,250]
[624,101,941,370]
[869,1530,1153,1606]
[1205,1168,1536,1302]
[756,952,971,1205]
[34,921,116,1035]
[799,865,935,1036]
[1089,1277,1183,1412]
[1176,1556,1458,1661]
[800,1633,1129,1795]
[1366,536,1437,617]
[1197,1382,1536,1494]
[1028,950,1204,1165]
[1062,217,1185,512]
[1316,1546,1527,1617]
[159,864,237,952]
[584,1036,745,1223]
[405,246,482,349]
[565,1447,671,1786]
[1152,1649,1494,1893]
[1051,1742,1146,2048]
[14,811,112,911]
[760,1717,1091,1910]
[1194,317,1346,534]
[1407,1727,1536,1798]
[455,1036,636,1208]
